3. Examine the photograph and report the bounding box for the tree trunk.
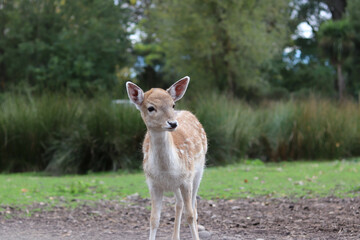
[0,48,5,91]
[337,63,345,101]
[323,0,347,20]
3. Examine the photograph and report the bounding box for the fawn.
[126,76,207,240]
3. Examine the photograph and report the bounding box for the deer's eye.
[173,104,175,109]
[148,106,155,112]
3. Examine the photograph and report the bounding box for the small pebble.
[199,231,211,239]
[198,224,205,232]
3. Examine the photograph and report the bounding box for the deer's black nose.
[167,121,178,129]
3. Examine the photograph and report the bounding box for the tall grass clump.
[46,96,145,174]
[292,99,360,159]
[192,93,259,165]
[1,91,360,173]
[0,94,78,171]
[0,93,145,174]
[189,94,360,163]
[252,98,360,161]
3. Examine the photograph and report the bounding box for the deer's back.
[173,110,207,164]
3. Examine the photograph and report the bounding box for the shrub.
[45,96,145,174]
[191,95,360,163]
[249,98,360,161]
[0,93,145,174]
[0,93,78,171]
[192,93,258,165]
[1,92,360,174]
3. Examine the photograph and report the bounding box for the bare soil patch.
[1,196,359,240]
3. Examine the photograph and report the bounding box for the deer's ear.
[126,82,144,110]
[167,76,190,102]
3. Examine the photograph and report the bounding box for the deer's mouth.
[164,126,177,131]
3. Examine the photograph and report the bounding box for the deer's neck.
[148,130,178,169]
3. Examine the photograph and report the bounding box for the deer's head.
[126,76,190,132]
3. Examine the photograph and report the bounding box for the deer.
[126,76,207,240]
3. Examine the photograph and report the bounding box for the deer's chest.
[143,149,191,191]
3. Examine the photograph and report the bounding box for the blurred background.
[0,0,359,174]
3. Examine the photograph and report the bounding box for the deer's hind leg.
[192,165,204,222]
[180,183,199,240]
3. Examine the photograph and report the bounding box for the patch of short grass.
[0,171,148,206]
[200,159,360,199]
[0,161,359,208]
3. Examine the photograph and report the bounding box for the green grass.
[0,161,359,208]
[201,159,360,199]
[0,171,147,207]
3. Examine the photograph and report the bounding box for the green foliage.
[0,0,131,93]
[0,93,78,171]
[284,63,335,96]
[263,55,336,98]
[257,98,360,160]
[147,0,290,97]
[318,19,354,100]
[45,96,145,174]
[194,94,360,163]
[347,0,360,96]
[318,19,354,64]
[134,43,164,67]
[133,42,167,89]
[1,93,360,173]
[0,93,145,174]
[193,94,258,165]
[271,0,356,100]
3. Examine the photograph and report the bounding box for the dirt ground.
[1,195,359,240]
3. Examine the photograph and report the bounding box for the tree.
[0,0,131,93]
[268,0,349,99]
[133,42,166,89]
[130,0,168,90]
[318,19,354,100]
[347,0,360,97]
[147,0,290,98]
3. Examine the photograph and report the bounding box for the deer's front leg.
[172,188,183,240]
[180,184,199,240]
[149,186,163,240]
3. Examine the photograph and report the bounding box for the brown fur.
[143,110,207,171]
